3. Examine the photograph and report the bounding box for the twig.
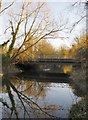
[0,2,15,15]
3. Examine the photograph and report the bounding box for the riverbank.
[69,63,87,118]
[2,62,20,75]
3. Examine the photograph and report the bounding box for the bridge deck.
[28,58,81,64]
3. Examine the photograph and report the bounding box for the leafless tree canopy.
[1,1,68,62]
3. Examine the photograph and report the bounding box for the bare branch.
[11,3,45,59]
[13,28,63,58]
[70,15,86,33]
[0,1,15,15]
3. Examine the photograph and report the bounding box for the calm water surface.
[0,65,82,118]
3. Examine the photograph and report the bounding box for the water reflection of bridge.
[2,72,70,94]
[16,72,70,83]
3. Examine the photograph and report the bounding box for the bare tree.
[1,1,67,63]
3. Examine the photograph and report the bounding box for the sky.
[47,2,86,48]
[0,0,86,49]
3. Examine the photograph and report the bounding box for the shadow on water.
[0,65,84,119]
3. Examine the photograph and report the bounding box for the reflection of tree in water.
[1,74,59,119]
[63,65,72,74]
[1,65,84,119]
[2,75,51,97]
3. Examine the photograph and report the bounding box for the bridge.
[15,58,82,72]
[28,58,81,64]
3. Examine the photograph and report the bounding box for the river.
[0,64,86,119]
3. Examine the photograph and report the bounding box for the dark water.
[0,64,84,119]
